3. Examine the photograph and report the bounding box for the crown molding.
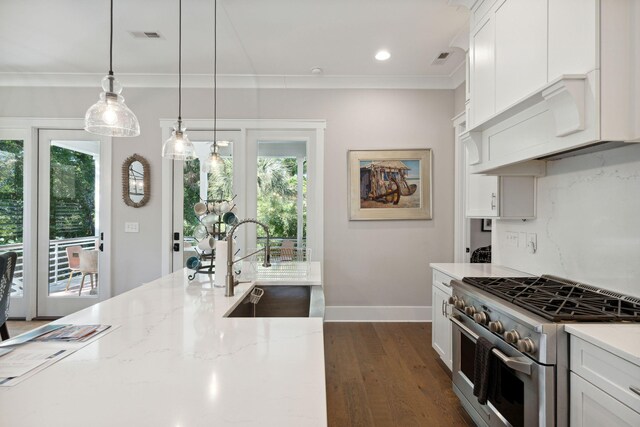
[0,72,463,90]
[449,61,466,89]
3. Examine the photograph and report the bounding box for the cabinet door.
[470,15,496,125]
[431,283,452,370]
[570,373,640,427]
[548,0,597,80]
[494,0,547,111]
[465,151,499,218]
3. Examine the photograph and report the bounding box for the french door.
[0,129,28,318]
[163,120,324,275]
[37,129,111,317]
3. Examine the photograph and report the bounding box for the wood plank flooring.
[324,322,474,427]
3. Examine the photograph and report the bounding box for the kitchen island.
[0,264,327,427]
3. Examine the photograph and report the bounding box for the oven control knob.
[473,312,489,325]
[517,338,536,354]
[488,321,504,334]
[448,296,457,305]
[454,299,466,310]
[504,330,520,343]
[464,306,477,316]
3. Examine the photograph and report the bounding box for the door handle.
[450,316,532,376]
[173,243,180,252]
[99,243,104,252]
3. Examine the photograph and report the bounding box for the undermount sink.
[225,284,324,318]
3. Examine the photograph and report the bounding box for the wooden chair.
[0,252,18,341]
[65,245,82,291]
[280,240,295,261]
[78,250,98,296]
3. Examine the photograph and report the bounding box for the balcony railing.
[0,236,97,296]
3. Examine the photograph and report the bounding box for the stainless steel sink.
[225,284,324,318]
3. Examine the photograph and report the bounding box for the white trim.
[1,72,464,90]
[161,119,326,275]
[450,60,467,89]
[452,113,471,263]
[324,306,432,322]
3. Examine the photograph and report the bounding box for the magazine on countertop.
[35,325,112,342]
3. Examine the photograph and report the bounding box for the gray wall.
[0,86,455,310]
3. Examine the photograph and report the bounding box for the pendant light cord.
[109,0,114,76]
[178,0,182,124]
[213,0,217,146]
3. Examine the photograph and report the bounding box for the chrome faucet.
[225,218,271,297]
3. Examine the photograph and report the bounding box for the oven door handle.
[450,316,533,376]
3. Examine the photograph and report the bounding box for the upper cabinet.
[463,0,639,175]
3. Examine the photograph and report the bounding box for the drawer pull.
[630,386,640,397]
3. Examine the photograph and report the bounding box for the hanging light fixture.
[206,0,225,170]
[162,0,195,160]
[204,140,229,173]
[85,0,140,137]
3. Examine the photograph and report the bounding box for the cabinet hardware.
[490,193,497,210]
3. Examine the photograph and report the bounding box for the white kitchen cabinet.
[569,334,640,427]
[463,0,639,174]
[571,373,640,427]
[469,14,495,126]
[465,151,536,219]
[494,0,547,112]
[431,269,453,371]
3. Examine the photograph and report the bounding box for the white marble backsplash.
[494,143,640,298]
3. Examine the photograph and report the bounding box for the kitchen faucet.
[225,218,271,297]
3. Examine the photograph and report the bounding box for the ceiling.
[0,0,469,89]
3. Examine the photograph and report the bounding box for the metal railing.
[0,236,97,287]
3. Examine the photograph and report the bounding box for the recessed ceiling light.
[375,50,391,61]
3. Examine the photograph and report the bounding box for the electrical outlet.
[506,232,519,247]
[125,222,139,233]
[527,233,537,254]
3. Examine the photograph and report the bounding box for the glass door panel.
[37,130,110,317]
[173,130,238,271]
[256,141,307,250]
[0,132,27,318]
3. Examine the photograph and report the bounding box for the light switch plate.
[125,222,139,233]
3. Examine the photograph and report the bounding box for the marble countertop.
[429,263,532,280]
[565,324,640,366]
[0,264,327,427]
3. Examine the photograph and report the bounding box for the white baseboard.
[324,306,432,322]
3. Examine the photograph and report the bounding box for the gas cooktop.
[461,275,640,322]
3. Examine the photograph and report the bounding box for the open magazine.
[35,325,111,342]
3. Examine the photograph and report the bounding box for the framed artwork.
[348,149,432,220]
[481,218,492,232]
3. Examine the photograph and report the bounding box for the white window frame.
[160,119,325,276]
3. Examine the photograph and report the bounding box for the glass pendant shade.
[85,75,140,137]
[162,124,195,161]
[203,144,224,173]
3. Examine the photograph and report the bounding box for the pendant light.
[162,0,195,160]
[207,0,225,171]
[85,0,140,137]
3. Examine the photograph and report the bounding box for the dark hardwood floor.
[324,322,475,427]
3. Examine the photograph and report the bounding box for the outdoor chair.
[65,245,83,291]
[78,250,98,296]
[0,252,18,341]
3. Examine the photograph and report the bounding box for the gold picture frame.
[348,149,432,220]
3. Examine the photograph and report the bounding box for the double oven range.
[449,275,640,427]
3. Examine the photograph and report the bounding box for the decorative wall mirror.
[122,154,150,208]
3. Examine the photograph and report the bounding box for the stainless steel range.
[449,275,640,427]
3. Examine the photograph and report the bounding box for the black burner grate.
[461,276,640,322]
